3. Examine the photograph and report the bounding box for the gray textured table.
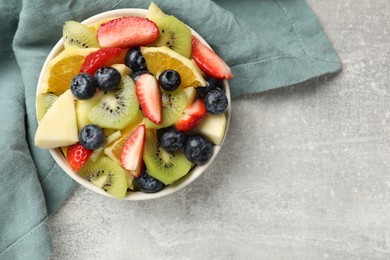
[49,0,390,259]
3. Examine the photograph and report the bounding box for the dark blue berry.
[131,70,152,83]
[184,135,213,165]
[204,90,228,114]
[125,47,147,72]
[160,128,185,153]
[136,167,164,193]
[70,73,96,100]
[94,66,121,91]
[158,70,181,91]
[197,75,224,98]
[79,124,105,150]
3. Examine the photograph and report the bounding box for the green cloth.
[0,0,341,259]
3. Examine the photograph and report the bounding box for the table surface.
[49,0,390,259]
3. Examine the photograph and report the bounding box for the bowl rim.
[36,8,231,200]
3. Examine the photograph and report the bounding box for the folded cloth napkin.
[0,0,341,259]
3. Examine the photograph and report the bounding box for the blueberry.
[204,89,228,114]
[125,47,147,72]
[79,124,105,150]
[184,135,213,165]
[94,66,121,91]
[160,128,185,153]
[158,70,181,91]
[135,167,164,193]
[197,75,224,98]
[70,73,97,100]
[131,70,152,83]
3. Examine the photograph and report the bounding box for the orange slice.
[141,46,206,88]
[40,48,97,94]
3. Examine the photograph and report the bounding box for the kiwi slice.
[89,75,140,130]
[145,88,187,129]
[143,129,191,185]
[36,93,58,121]
[78,157,127,199]
[152,15,192,58]
[146,2,167,21]
[63,21,99,49]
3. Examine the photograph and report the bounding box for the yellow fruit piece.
[192,113,227,145]
[34,89,78,149]
[111,63,132,76]
[141,46,206,88]
[40,48,97,94]
[104,112,144,165]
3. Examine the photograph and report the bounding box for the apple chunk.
[35,89,78,149]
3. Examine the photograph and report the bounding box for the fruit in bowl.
[34,3,232,200]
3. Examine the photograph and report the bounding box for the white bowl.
[36,8,231,200]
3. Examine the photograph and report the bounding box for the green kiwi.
[36,93,58,121]
[78,157,127,199]
[152,15,192,58]
[63,21,99,49]
[89,75,140,130]
[145,88,187,129]
[143,129,192,185]
[146,2,167,21]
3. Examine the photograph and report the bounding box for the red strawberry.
[97,17,159,48]
[136,74,162,124]
[191,35,233,79]
[67,142,93,172]
[80,47,124,75]
[120,124,146,177]
[176,99,206,131]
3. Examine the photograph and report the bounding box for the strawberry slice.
[97,17,159,48]
[176,99,206,131]
[191,35,233,79]
[67,142,93,172]
[80,48,124,75]
[120,124,146,177]
[136,74,162,124]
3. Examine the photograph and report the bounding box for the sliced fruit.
[36,93,58,121]
[88,75,140,130]
[63,21,99,49]
[143,129,192,185]
[97,17,159,48]
[40,48,97,94]
[78,157,128,199]
[183,87,196,107]
[146,2,166,21]
[87,17,117,34]
[67,142,93,172]
[145,88,187,129]
[120,124,146,177]
[176,99,206,131]
[35,89,78,149]
[60,146,69,158]
[103,112,144,165]
[75,91,104,130]
[192,113,227,145]
[191,35,233,79]
[136,74,162,124]
[141,46,206,88]
[153,15,192,58]
[80,47,124,76]
[90,130,121,162]
[110,63,132,76]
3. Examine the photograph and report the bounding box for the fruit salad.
[34,3,232,199]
